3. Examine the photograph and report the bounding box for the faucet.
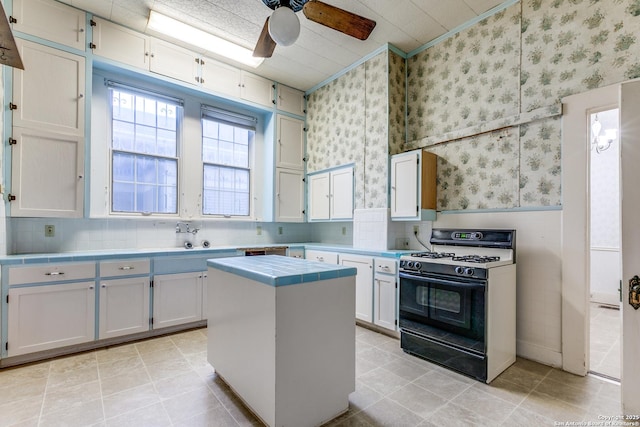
[176,222,199,235]
[176,222,190,233]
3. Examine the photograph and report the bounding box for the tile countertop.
[0,243,415,266]
[207,255,358,287]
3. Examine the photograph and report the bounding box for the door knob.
[629,275,640,310]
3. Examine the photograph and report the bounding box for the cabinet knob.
[78,94,84,99]
[79,28,84,33]
[101,284,106,288]
[89,286,94,289]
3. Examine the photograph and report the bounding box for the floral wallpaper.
[405,0,640,210]
[307,49,404,210]
[307,0,640,212]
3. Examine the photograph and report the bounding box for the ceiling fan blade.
[302,1,376,41]
[253,17,277,58]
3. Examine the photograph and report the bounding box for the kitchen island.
[206,255,357,427]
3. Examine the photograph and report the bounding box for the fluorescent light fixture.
[147,10,264,68]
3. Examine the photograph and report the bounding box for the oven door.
[399,272,486,340]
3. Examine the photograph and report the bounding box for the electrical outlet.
[45,225,55,237]
[278,226,283,235]
[413,225,419,234]
[341,226,346,235]
[256,226,262,235]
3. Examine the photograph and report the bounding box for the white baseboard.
[517,340,563,368]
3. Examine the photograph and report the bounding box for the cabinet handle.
[317,257,324,261]
[45,271,64,276]
[118,266,134,270]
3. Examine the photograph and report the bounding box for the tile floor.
[589,302,621,380]
[0,326,622,427]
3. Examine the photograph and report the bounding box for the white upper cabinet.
[330,167,354,220]
[13,39,85,136]
[390,149,437,221]
[149,38,199,85]
[90,17,150,69]
[308,172,330,220]
[10,127,84,218]
[240,71,274,107]
[200,58,241,98]
[308,166,354,221]
[275,168,304,223]
[277,85,305,116]
[276,115,305,170]
[12,0,86,50]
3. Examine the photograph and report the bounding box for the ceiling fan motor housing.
[262,0,308,12]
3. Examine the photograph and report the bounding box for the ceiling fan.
[253,0,376,58]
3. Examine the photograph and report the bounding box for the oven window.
[432,289,461,313]
[416,286,429,306]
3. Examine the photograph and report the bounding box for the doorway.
[588,107,621,380]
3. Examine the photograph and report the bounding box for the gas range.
[399,229,515,279]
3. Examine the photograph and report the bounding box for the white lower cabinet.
[153,272,205,329]
[7,281,96,357]
[99,277,150,339]
[339,254,373,323]
[373,258,398,331]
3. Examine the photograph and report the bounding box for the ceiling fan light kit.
[253,0,377,58]
[268,6,300,46]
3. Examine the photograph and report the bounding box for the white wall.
[434,210,563,367]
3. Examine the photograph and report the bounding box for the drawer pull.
[45,272,64,276]
[118,266,134,271]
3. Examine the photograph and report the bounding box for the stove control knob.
[464,268,475,276]
[455,266,465,275]
[406,261,414,269]
[414,262,422,270]
[399,260,406,268]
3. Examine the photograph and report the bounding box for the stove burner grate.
[409,252,455,259]
[451,255,501,263]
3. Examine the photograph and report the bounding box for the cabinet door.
[149,38,199,84]
[277,85,305,116]
[153,272,204,329]
[201,57,241,98]
[7,281,95,357]
[390,151,420,218]
[330,167,354,220]
[10,127,84,218]
[374,274,397,331]
[99,277,150,339]
[13,39,85,136]
[12,0,85,50]
[308,172,330,220]
[276,115,305,170]
[340,255,373,322]
[240,71,274,107]
[276,168,304,222]
[91,17,149,69]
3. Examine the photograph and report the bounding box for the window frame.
[200,105,257,218]
[107,82,183,216]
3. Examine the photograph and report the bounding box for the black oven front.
[398,270,488,381]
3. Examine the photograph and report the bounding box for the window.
[110,85,181,214]
[201,107,256,216]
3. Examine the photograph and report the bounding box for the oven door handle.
[399,272,486,288]
[401,328,486,359]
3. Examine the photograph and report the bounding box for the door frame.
[562,79,640,413]
[562,84,618,377]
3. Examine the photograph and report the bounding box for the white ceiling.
[59,0,507,91]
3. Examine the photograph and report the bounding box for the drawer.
[305,250,338,264]
[375,258,397,275]
[100,259,150,277]
[8,262,95,285]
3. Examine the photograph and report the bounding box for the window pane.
[234,144,249,167]
[136,184,156,212]
[135,124,156,155]
[113,152,135,182]
[202,137,218,163]
[157,129,177,157]
[112,91,134,122]
[112,121,134,151]
[158,186,177,213]
[158,158,177,185]
[112,182,135,212]
[202,120,218,138]
[136,97,157,127]
[136,156,156,184]
[157,102,176,130]
[219,141,234,165]
[219,123,234,142]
